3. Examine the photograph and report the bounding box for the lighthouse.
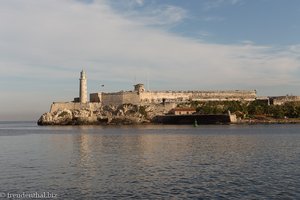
[79,70,88,103]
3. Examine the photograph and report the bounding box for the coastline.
[37,114,300,126]
[239,118,300,125]
[37,70,300,127]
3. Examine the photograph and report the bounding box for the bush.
[139,106,147,117]
[191,100,300,119]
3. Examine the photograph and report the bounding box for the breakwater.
[153,114,231,125]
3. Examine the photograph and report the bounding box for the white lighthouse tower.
[79,70,88,103]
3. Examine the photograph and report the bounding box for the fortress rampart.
[100,92,140,106]
[96,87,257,106]
[270,96,300,105]
[50,102,101,113]
[139,90,257,104]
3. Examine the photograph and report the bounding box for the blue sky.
[109,0,300,45]
[1,0,300,120]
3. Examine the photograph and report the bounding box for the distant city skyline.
[1,0,300,120]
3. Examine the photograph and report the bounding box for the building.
[74,70,88,103]
[90,83,257,106]
[269,96,300,105]
[50,71,258,113]
[79,70,88,103]
[169,108,196,115]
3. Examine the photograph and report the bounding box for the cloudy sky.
[1,0,300,120]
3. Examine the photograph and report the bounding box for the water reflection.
[0,124,299,199]
[48,126,299,199]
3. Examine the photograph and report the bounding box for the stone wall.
[153,114,232,124]
[90,93,102,103]
[101,92,124,106]
[50,102,101,113]
[140,92,190,104]
[139,90,257,104]
[101,92,140,106]
[122,92,140,105]
[99,90,257,106]
[190,90,257,101]
[270,96,300,105]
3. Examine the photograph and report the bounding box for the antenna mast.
[147,72,150,91]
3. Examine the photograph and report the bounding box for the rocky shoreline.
[37,104,300,126]
[38,104,158,126]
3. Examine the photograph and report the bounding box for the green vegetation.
[138,105,148,117]
[58,111,70,118]
[180,100,300,119]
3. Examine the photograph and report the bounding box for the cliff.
[37,102,239,125]
[37,104,167,126]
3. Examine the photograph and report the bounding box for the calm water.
[0,122,299,199]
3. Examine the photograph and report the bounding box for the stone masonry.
[79,70,87,103]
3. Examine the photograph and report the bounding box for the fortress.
[90,84,257,106]
[50,71,259,113]
[40,70,300,126]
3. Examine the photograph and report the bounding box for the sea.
[0,121,299,200]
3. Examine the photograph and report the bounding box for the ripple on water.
[0,123,299,199]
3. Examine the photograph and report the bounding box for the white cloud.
[0,0,299,88]
[153,5,187,25]
[0,0,300,120]
[204,0,244,10]
[117,4,187,26]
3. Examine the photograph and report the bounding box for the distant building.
[73,70,88,103]
[79,70,88,103]
[51,71,258,113]
[269,96,300,105]
[169,108,196,115]
[90,83,257,106]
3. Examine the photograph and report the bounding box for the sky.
[1,0,300,120]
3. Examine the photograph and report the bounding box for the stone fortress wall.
[49,71,300,114]
[100,92,140,106]
[139,90,257,104]
[270,96,300,105]
[50,102,101,113]
[90,84,257,106]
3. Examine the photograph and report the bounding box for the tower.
[79,70,88,103]
[134,83,145,94]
